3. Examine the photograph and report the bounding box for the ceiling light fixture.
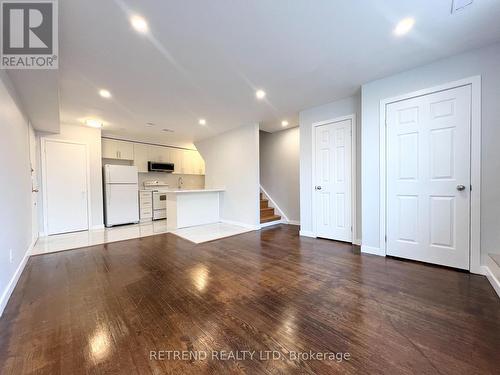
[130,15,149,34]
[255,89,266,100]
[85,119,103,128]
[162,128,174,133]
[281,120,289,127]
[198,118,207,126]
[394,17,415,36]
[145,122,155,127]
[99,89,111,99]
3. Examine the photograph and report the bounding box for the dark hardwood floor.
[1,225,499,374]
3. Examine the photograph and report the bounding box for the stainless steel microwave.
[148,162,174,173]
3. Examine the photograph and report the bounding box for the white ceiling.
[52,0,500,145]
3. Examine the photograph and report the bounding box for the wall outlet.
[9,249,13,263]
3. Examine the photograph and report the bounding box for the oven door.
[152,192,167,220]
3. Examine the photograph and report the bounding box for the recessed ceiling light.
[85,119,103,128]
[145,122,155,127]
[99,89,111,99]
[394,17,415,36]
[281,120,289,127]
[255,90,266,100]
[162,128,174,133]
[130,15,149,34]
[198,118,207,126]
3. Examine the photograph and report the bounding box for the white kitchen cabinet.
[181,150,195,175]
[102,139,118,159]
[148,145,170,163]
[102,138,205,175]
[194,152,205,175]
[170,148,183,173]
[133,143,149,173]
[102,139,134,160]
[139,190,153,222]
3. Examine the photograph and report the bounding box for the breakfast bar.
[165,189,225,230]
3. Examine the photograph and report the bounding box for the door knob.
[315,186,322,191]
[456,185,466,191]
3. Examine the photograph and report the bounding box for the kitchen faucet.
[178,176,184,189]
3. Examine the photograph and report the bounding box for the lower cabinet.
[139,191,153,222]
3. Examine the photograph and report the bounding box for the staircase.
[260,192,281,224]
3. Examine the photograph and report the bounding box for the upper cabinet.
[102,138,205,175]
[133,143,149,173]
[102,139,134,160]
[169,148,183,173]
[148,145,171,163]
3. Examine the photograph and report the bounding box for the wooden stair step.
[260,199,268,208]
[260,207,274,216]
[260,214,281,224]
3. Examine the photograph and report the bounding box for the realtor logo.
[1,0,58,69]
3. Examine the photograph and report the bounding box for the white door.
[44,140,89,235]
[386,85,471,269]
[313,119,352,242]
[28,126,38,242]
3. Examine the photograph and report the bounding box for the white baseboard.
[287,220,300,226]
[361,245,386,257]
[299,230,316,238]
[220,219,260,231]
[0,239,35,317]
[91,224,105,230]
[260,219,285,228]
[483,265,500,298]
[352,239,362,246]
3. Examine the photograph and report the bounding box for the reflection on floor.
[171,222,254,244]
[33,220,168,255]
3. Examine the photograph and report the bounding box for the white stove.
[143,181,169,220]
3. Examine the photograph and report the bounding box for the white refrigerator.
[103,165,139,227]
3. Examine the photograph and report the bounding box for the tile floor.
[32,221,253,254]
[171,222,254,244]
[33,220,169,255]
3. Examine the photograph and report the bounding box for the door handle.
[456,185,466,191]
[32,189,39,193]
[315,186,322,191]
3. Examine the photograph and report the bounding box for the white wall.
[38,124,104,232]
[361,42,500,262]
[299,93,361,240]
[0,71,33,316]
[196,124,260,227]
[260,128,300,223]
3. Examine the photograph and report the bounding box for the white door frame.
[312,114,357,243]
[40,138,92,236]
[379,76,481,273]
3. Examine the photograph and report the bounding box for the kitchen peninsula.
[166,189,225,230]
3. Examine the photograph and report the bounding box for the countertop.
[165,188,225,194]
